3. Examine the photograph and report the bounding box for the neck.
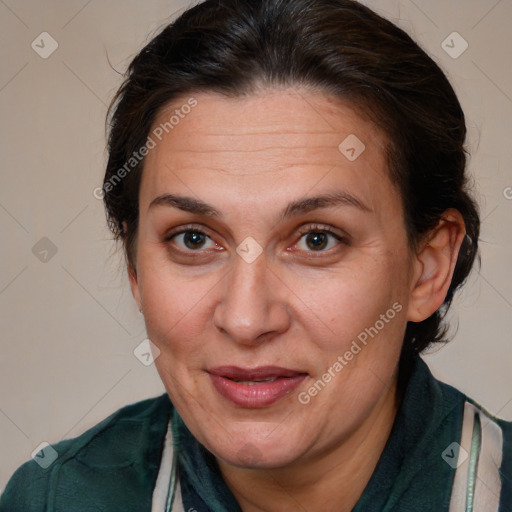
[217,376,399,512]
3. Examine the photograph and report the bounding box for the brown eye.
[183,231,207,249]
[295,227,347,253]
[167,230,217,251]
[304,232,329,251]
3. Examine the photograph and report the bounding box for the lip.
[208,366,308,408]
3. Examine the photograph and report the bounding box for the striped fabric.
[449,401,504,512]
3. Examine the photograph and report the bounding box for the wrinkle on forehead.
[140,88,398,226]
[152,87,386,148]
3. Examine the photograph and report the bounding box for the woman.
[1,0,510,510]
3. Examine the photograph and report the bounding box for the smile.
[207,366,308,408]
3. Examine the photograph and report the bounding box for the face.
[130,88,417,469]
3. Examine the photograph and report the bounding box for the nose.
[213,248,291,347]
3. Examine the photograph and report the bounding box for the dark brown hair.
[103,0,480,358]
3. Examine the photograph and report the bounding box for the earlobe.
[128,264,142,312]
[407,209,466,322]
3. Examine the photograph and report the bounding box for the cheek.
[137,261,215,355]
[300,257,406,347]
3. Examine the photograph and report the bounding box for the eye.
[294,224,348,252]
[165,228,219,251]
[163,224,348,256]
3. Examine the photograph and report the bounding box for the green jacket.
[1,357,511,511]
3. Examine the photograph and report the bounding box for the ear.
[407,209,466,322]
[128,263,141,311]
[123,220,142,311]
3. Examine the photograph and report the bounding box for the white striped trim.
[473,405,503,511]
[449,401,503,512]
[449,401,475,510]
[152,420,185,512]
[171,471,184,512]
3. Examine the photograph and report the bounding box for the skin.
[129,88,465,511]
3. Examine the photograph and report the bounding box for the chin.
[205,427,305,469]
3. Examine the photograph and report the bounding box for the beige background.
[1,0,511,493]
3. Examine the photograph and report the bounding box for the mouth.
[207,366,308,408]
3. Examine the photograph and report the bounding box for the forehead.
[140,88,395,213]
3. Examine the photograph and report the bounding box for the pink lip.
[208,366,308,408]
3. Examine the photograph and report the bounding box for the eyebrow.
[148,191,372,218]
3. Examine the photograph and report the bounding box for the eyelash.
[294,224,349,252]
[163,223,349,256]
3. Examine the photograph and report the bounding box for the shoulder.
[425,363,512,509]
[389,357,512,510]
[424,358,512,451]
[0,394,172,511]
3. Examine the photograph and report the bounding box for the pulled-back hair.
[103,0,480,359]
